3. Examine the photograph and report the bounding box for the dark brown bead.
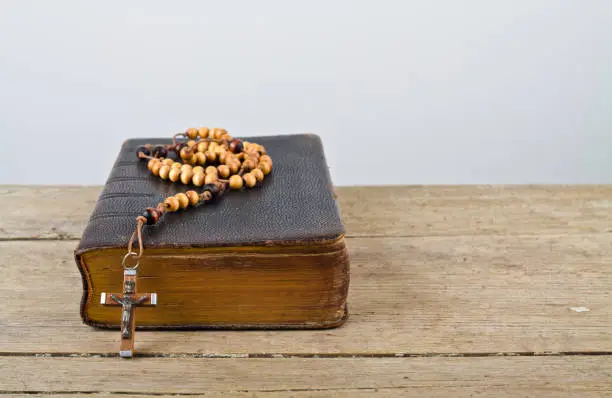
[229,138,244,153]
[202,182,223,201]
[152,145,168,158]
[143,207,162,225]
[136,145,150,159]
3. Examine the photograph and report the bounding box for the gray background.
[1,0,610,186]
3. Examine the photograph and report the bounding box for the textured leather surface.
[77,134,344,251]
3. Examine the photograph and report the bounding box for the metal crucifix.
[100,269,157,358]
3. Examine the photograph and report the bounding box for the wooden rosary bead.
[195,152,207,165]
[205,151,217,163]
[212,129,225,140]
[168,167,181,182]
[228,161,240,174]
[251,168,264,183]
[205,166,218,175]
[180,164,193,173]
[198,127,209,139]
[186,128,198,140]
[260,155,272,164]
[202,182,222,202]
[258,162,272,175]
[180,168,193,185]
[143,207,162,225]
[136,145,151,157]
[205,174,217,184]
[217,165,230,178]
[186,190,199,206]
[152,145,168,158]
[192,166,204,175]
[242,159,257,171]
[151,161,162,176]
[229,175,243,190]
[192,171,205,187]
[229,139,244,153]
[171,162,182,169]
[158,164,171,180]
[208,142,219,151]
[147,158,159,171]
[197,141,209,153]
[218,151,228,164]
[180,146,194,161]
[175,193,189,209]
[164,196,180,212]
[243,173,257,188]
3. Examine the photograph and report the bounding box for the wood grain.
[1,356,610,396]
[2,185,611,396]
[1,185,612,240]
[1,233,610,354]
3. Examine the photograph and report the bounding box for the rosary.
[100,127,272,358]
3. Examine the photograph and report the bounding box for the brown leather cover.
[75,134,350,329]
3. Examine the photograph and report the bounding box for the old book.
[75,134,349,329]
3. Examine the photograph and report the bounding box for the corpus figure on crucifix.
[101,269,157,358]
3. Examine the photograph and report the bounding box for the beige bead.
[198,127,209,139]
[213,128,226,139]
[243,173,257,188]
[180,146,194,161]
[169,167,181,182]
[220,133,232,141]
[260,155,272,164]
[151,161,162,176]
[186,190,199,206]
[251,168,264,183]
[192,171,205,187]
[180,168,193,185]
[195,152,207,165]
[217,165,230,178]
[197,141,209,153]
[159,164,171,180]
[171,162,182,169]
[228,160,240,174]
[164,196,180,212]
[192,166,204,175]
[218,151,227,164]
[208,141,219,151]
[162,158,174,166]
[186,156,197,165]
[229,175,243,190]
[205,166,218,175]
[205,151,217,163]
[175,193,189,209]
[187,140,197,148]
[180,164,193,173]
[204,174,217,184]
[186,128,198,140]
[258,162,272,175]
[242,159,257,171]
[147,159,159,171]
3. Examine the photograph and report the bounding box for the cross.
[100,269,157,358]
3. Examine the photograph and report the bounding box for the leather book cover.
[75,134,350,329]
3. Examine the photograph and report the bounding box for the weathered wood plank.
[1,234,610,354]
[1,185,611,240]
[1,356,609,396]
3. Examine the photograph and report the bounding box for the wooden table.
[1,186,610,397]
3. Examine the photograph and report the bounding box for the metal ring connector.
[122,251,140,270]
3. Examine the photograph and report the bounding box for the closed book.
[75,134,350,329]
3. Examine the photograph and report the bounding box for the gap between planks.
[1,356,610,396]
